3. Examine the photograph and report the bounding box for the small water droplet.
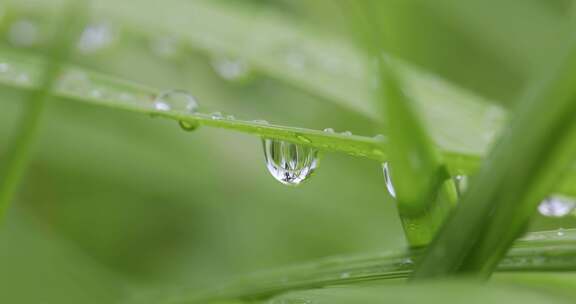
[340,272,350,279]
[341,131,352,136]
[253,119,269,125]
[77,22,115,54]
[226,115,236,120]
[382,162,396,198]
[454,175,469,195]
[323,128,335,133]
[8,19,40,47]
[262,138,320,186]
[154,101,171,111]
[211,55,250,81]
[557,228,565,237]
[179,120,199,132]
[538,196,576,218]
[154,90,199,113]
[211,112,224,120]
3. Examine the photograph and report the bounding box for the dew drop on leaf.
[154,90,199,113]
[179,120,199,132]
[77,22,115,54]
[211,112,224,120]
[454,175,469,196]
[262,138,320,186]
[538,196,576,218]
[154,90,200,130]
[323,128,335,133]
[211,55,250,81]
[382,162,396,198]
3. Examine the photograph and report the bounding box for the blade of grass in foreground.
[0,1,87,221]
[141,230,576,303]
[348,1,457,247]
[414,38,576,279]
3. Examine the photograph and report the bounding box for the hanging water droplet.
[382,162,396,198]
[179,120,199,132]
[538,196,576,218]
[77,22,115,54]
[211,112,224,120]
[323,128,335,133]
[8,19,40,47]
[262,138,320,186]
[154,90,199,113]
[454,175,469,195]
[211,55,250,81]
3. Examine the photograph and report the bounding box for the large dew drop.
[382,162,396,198]
[538,196,576,218]
[262,138,319,186]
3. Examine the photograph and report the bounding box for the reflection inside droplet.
[263,138,320,186]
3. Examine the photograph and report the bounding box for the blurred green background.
[0,0,574,303]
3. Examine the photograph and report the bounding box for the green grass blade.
[414,40,576,279]
[0,1,87,221]
[147,229,576,303]
[347,1,457,247]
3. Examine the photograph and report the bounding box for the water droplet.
[154,90,199,113]
[253,119,269,125]
[226,115,236,120]
[8,19,40,47]
[341,131,352,136]
[340,272,350,279]
[179,120,199,132]
[77,22,115,54]
[154,101,171,111]
[454,175,469,195]
[382,162,396,198]
[557,228,565,237]
[149,35,180,59]
[538,196,576,218]
[262,138,320,186]
[323,128,335,133]
[211,112,224,120]
[211,55,250,81]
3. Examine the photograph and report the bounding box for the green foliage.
[0,0,575,303]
